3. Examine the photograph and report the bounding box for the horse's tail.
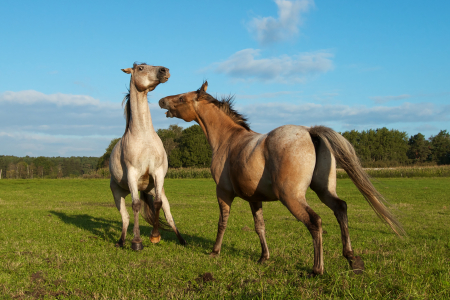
[140,191,171,231]
[308,125,405,236]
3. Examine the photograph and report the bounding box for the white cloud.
[0,130,114,156]
[0,90,117,109]
[370,94,411,104]
[247,0,315,45]
[211,48,333,83]
[0,90,184,157]
[238,101,450,135]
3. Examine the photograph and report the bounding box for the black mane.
[122,92,131,135]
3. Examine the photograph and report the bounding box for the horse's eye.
[138,66,143,71]
[179,97,183,102]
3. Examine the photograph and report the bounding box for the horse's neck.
[197,105,244,152]
[127,85,155,135]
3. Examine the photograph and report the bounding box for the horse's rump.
[308,126,405,236]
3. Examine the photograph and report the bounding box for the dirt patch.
[31,271,45,283]
[186,272,216,292]
[197,272,215,283]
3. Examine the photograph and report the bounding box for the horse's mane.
[198,91,251,131]
[122,92,131,135]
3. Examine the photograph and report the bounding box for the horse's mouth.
[159,76,169,83]
[165,110,174,118]
[159,97,174,117]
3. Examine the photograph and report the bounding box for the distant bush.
[81,167,212,179]
[166,168,212,179]
[336,165,450,179]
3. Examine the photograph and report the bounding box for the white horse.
[109,63,185,250]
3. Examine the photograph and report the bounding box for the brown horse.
[159,81,404,276]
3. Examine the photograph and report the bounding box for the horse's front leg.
[249,201,270,263]
[210,187,234,257]
[149,169,164,244]
[127,171,144,250]
[110,180,130,247]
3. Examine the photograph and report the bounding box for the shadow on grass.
[48,210,274,261]
[49,211,122,243]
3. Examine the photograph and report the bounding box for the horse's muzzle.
[158,67,170,83]
[158,98,173,118]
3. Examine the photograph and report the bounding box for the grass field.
[0,178,449,299]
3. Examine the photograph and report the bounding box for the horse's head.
[122,63,170,92]
[158,81,209,122]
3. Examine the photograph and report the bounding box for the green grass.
[0,178,449,299]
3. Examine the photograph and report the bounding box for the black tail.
[140,191,171,231]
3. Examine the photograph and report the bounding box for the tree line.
[342,128,450,167]
[99,125,450,169]
[96,125,212,170]
[0,156,98,179]
[1,125,449,179]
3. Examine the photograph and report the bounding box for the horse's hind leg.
[281,196,324,276]
[313,188,364,274]
[110,180,130,247]
[310,139,364,274]
[249,201,270,263]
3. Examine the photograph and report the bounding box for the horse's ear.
[200,81,208,93]
[122,68,132,74]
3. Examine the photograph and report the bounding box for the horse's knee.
[131,201,141,213]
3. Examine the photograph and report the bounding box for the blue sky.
[1,0,449,157]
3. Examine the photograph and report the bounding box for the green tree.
[97,138,121,169]
[157,124,183,165]
[34,156,54,177]
[429,130,450,165]
[342,128,408,166]
[407,133,431,163]
[168,125,211,168]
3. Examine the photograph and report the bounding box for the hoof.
[257,257,269,264]
[115,240,125,248]
[350,256,365,274]
[178,237,186,246]
[307,269,323,278]
[150,235,161,244]
[209,252,219,258]
[131,242,144,251]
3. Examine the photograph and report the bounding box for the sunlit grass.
[0,178,449,299]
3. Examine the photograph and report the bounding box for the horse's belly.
[137,173,154,192]
[231,170,277,202]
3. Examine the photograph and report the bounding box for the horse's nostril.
[159,67,167,74]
